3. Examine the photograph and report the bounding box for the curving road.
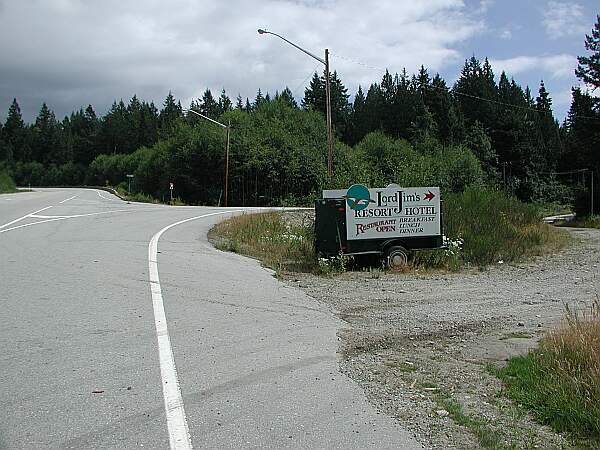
[0,188,420,449]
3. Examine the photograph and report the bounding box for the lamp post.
[184,109,231,207]
[257,28,334,179]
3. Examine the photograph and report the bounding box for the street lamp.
[183,109,231,207]
[257,28,334,179]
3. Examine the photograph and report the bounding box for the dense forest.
[1,16,599,213]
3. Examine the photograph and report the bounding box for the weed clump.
[0,169,17,193]
[495,299,600,444]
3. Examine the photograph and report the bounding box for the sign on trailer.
[343,185,441,241]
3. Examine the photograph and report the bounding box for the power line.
[291,63,321,99]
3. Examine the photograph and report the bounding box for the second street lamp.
[183,109,231,207]
[257,28,334,179]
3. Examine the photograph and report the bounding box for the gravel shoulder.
[283,227,600,448]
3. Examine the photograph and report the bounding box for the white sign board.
[340,185,441,241]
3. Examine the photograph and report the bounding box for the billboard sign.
[342,184,441,241]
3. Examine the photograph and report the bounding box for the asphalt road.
[0,188,420,449]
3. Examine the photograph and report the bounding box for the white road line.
[149,211,241,450]
[0,205,53,230]
[30,209,131,219]
[59,194,78,204]
[0,209,134,234]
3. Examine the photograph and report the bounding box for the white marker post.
[170,182,174,204]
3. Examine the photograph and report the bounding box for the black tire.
[385,245,409,270]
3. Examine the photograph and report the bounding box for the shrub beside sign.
[325,185,441,241]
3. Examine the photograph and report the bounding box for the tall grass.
[0,170,17,193]
[495,299,600,444]
[414,186,568,269]
[209,212,316,273]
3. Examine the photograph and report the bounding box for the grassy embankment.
[210,186,569,273]
[0,170,18,193]
[492,300,600,446]
[112,185,186,205]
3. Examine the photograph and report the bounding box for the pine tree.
[254,88,265,109]
[160,91,183,129]
[218,89,232,115]
[235,95,244,110]
[302,71,350,137]
[276,87,298,108]
[33,103,61,163]
[348,85,367,145]
[575,15,600,89]
[3,99,25,160]
[302,73,324,111]
[535,80,552,112]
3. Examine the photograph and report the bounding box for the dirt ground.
[283,227,600,449]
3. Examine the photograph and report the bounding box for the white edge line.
[149,210,242,450]
[0,205,53,230]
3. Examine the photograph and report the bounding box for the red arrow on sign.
[424,191,435,201]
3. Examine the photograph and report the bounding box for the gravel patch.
[283,227,600,448]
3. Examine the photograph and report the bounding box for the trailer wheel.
[386,246,409,271]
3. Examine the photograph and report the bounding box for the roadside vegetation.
[111,184,187,205]
[210,187,569,274]
[0,169,17,193]
[493,299,600,446]
[209,211,315,274]
[558,215,600,229]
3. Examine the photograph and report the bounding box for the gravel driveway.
[284,227,599,448]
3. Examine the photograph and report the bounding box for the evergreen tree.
[33,103,62,163]
[217,89,232,115]
[235,95,244,110]
[3,98,28,161]
[254,88,265,109]
[348,85,367,145]
[453,56,498,128]
[575,15,600,89]
[276,87,298,108]
[160,91,183,129]
[302,71,350,137]
[563,87,600,170]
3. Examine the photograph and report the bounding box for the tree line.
[1,15,599,212]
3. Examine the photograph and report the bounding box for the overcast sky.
[0,0,597,123]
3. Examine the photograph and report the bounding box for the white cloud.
[491,54,576,80]
[499,29,512,40]
[0,0,483,120]
[543,1,587,38]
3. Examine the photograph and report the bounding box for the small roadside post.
[126,174,134,193]
[170,182,174,203]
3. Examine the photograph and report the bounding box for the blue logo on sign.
[344,184,375,211]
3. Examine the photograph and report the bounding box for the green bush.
[414,186,568,269]
[0,169,17,193]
